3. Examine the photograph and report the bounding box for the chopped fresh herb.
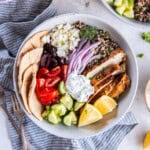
[137,53,144,58]
[80,25,100,41]
[142,32,150,43]
[61,41,65,45]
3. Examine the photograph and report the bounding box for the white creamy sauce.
[66,72,94,102]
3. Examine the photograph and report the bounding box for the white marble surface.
[0,0,150,149]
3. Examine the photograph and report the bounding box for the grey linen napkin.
[0,1,138,150]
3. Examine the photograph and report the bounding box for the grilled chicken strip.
[89,73,130,104]
[109,73,130,98]
[87,76,114,103]
[84,48,126,78]
[91,63,126,88]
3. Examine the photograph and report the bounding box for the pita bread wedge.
[17,30,49,66]
[28,66,43,120]
[20,65,33,113]
[18,47,43,90]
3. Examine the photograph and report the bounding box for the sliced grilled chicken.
[87,76,114,103]
[84,48,126,78]
[109,73,130,98]
[91,63,126,88]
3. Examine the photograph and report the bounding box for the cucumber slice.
[63,111,77,126]
[60,94,73,110]
[70,111,77,125]
[51,103,67,116]
[58,81,66,95]
[107,0,113,4]
[74,102,85,111]
[123,8,134,19]
[114,0,123,7]
[116,5,126,15]
[128,0,134,8]
[48,110,61,125]
[46,105,50,111]
[41,110,49,120]
[63,113,72,126]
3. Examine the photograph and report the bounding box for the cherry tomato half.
[39,89,60,105]
[61,65,68,81]
[47,66,61,78]
[45,76,61,88]
[37,68,49,78]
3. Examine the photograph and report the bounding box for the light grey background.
[0,0,150,149]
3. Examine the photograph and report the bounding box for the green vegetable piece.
[114,0,123,7]
[60,94,73,110]
[116,5,126,15]
[137,53,144,58]
[48,110,61,125]
[46,105,50,111]
[63,111,77,126]
[80,25,100,41]
[128,0,134,9]
[123,8,134,19]
[41,110,49,120]
[51,103,67,116]
[74,102,85,111]
[70,111,77,125]
[58,81,66,95]
[142,32,150,43]
[63,113,72,126]
[107,0,113,5]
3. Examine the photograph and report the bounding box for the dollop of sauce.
[66,72,94,102]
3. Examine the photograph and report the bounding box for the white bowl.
[101,0,150,29]
[13,14,138,139]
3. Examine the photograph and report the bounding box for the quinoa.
[134,0,150,23]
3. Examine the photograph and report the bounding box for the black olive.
[40,54,52,68]
[43,43,51,51]
[50,58,58,68]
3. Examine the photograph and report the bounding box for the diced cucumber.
[48,110,61,125]
[128,0,134,8]
[63,111,77,126]
[74,102,85,111]
[123,0,129,8]
[60,94,73,110]
[107,0,113,5]
[46,105,50,111]
[41,110,49,120]
[51,103,67,116]
[70,111,77,125]
[114,0,123,7]
[63,113,72,126]
[123,8,134,19]
[116,5,126,15]
[58,81,66,95]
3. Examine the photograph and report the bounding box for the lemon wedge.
[94,95,117,115]
[145,80,150,111]
[78,104,103,127]
[143,131,150,150]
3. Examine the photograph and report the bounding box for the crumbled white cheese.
[42,35,50,44]
[66,72,94,102]
[49,23,80,58]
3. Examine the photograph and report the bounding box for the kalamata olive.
[43,43,51,51]
[56,56,66,65]
[40,54,51,68]
[50,58,58,68]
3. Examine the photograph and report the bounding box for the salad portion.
[18,22,130,127]
[107,0,150,23]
